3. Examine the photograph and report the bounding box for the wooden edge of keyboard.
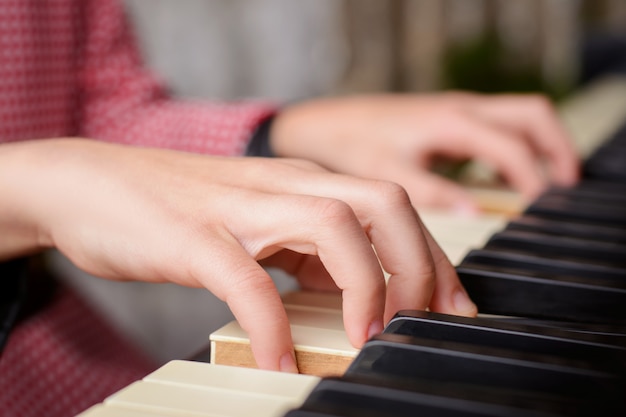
[211,339,354,377]
[466,187,527,217]
[210,297,357,377]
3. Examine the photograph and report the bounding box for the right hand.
[271,92,580,212]
[0,138,476,372]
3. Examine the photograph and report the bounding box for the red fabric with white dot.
[1,0,276,415]
[0,0,275,153]
[0,286,157,417]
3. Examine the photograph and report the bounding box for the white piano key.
[211,310,356,359]
[419,209,507,265]
[77,361,319,417]
[77,404,173,417]
[145,360,319,400]
[419,209,507,247]
[106,380,300,417]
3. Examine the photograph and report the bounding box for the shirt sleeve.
[78,0,276,156]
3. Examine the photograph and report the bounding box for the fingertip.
[453,288,478,317]
[553,163,581,187]
[249,329,297,372]
[553,175,578,188]
[518,176,546,201]
[368,319,384,340]
[280,351,300,374]
[222,262,295,373]
[344,314,384,349]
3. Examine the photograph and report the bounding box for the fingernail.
[368,319,384,339]
[280,351,299,373]
[454,288,478,316]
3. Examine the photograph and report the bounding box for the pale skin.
[272,92,580,212]
[0,93,579,373]
[0,137,474,373]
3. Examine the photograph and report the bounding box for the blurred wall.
[125,0,349,101]
[125,0,626,100]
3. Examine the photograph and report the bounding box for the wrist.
[0,140,62,259]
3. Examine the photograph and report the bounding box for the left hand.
[0,138,474,372]
[270,92,580,213]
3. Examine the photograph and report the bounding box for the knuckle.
[377,181,410,206]
[371,180,412,209]
[311,197,357,225]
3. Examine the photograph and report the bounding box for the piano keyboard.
[78,79,626,417]
[209,210,509,377]
[76,360,320,417]
[280,97,626,417]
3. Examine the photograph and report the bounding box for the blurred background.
[55,0,626,365]
[125,0,626,102]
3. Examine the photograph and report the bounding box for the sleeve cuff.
[245,115,276,157]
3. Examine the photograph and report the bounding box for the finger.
[417,216,478,317]
[263,174,444,328]
[337,180,443,324]
[471,95,580,186]
[222,190,386,349]
[373,161,481,214]
[192,239,298,373]
[438,115,547,199]
[218,169,441,336]
[262,174,442,327]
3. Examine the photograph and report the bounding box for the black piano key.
[584,121,626,183]
[603,120,626,143]
[584,146,626,182]
[506,215,626,243]
[345,334,625,413]
[383,310,626,372]
[484,229,626,267]
[460,248,626,281]
[525,194,626,226]
[285,119,626,417]
[287,376,577,417]
[546,182,626,205]
[491,316,626,348]
[456,261,626,325]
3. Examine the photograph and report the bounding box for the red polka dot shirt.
[0,0,276,154]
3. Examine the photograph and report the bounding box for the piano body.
[77,78,626,417]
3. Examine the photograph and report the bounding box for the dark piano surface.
[284,121,626,416]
